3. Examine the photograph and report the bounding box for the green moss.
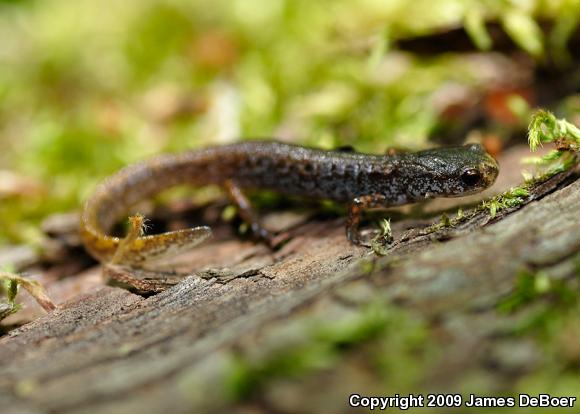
[501,9,545,57]
[0,276,21,321]
[528,110,580,151]
[370,218,393,256]
[225,302,434,400]
[464,7,492,50]
[497,264,580,336]
[5,279,18,304]
[424,208,472,234]
[0,2,579,244]
[491,256,580,396]
[477,110,579,221]
[497,270,547,314]
[483,186,530,219]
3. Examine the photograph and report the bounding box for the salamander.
[80,141,499,264]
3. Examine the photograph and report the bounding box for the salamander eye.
[460,168,482,187]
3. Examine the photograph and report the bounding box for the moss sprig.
[482,187,530,218]
[0,271,55,321]
[525,110,580,179]
[528,110,580,151]
[370,219,393,256]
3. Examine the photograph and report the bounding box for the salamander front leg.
[346,194,387,244]
[224,179,276,246]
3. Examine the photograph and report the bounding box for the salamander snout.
[481,154,500,186]
[417,144,499,198]
[459,153,499,191]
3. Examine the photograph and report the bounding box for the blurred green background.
[0,0,579,245]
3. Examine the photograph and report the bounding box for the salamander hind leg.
[346,194,388,245]
[224,179,278,247]
[111,213,212,266]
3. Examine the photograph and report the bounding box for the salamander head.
[399,144,499,201]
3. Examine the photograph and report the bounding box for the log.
[0,169,579,414]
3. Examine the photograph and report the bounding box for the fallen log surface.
[1,171,579,414]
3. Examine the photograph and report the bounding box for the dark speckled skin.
[80,141,499,260]
[229,142,499,202]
